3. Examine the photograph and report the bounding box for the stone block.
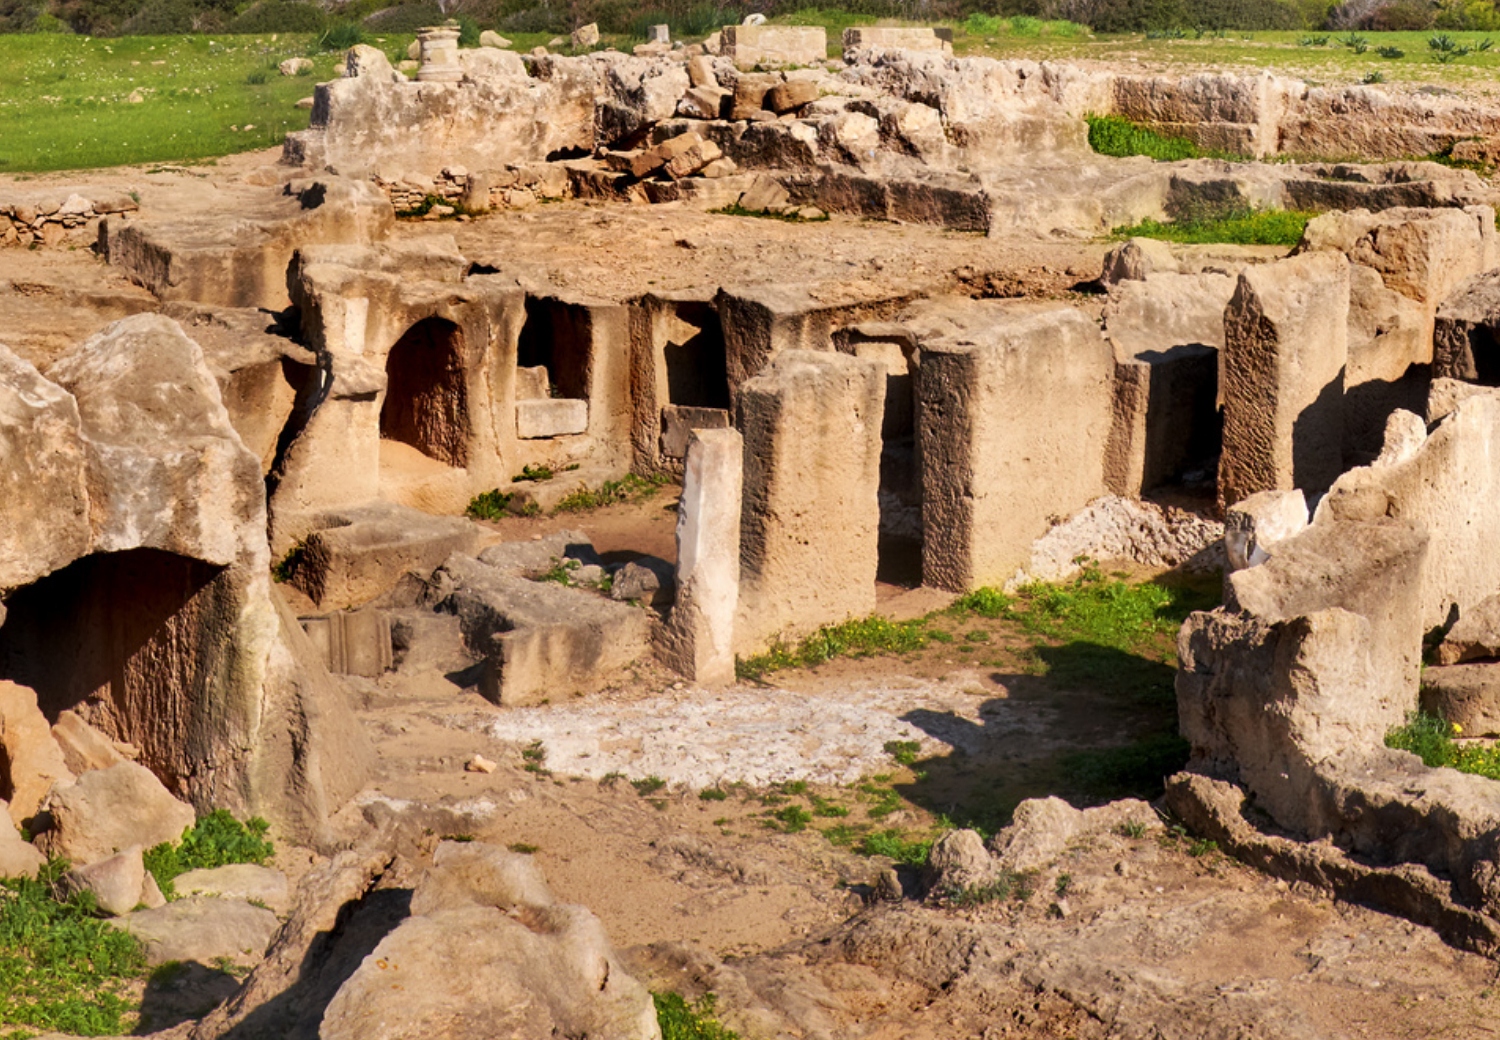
[628,133,706,178]
[660,404,731,459]
[571,22,599,48]
[765,80,819,113]
[1219,251,1350,510]
[1223,488,1308,573]
[735,352,883,650]
[516,397,589,439]
[292,502,478,611]
[663,137,723,179]
[1435,592,1500,666]
[721,25,826,69]
[841,26,952,56]
[52,710,129,776]
[434,555,651,705]
[678,85,728,120]
[660,429,742,683]
[515,365,550,400]
[299,608,394,677]
[917,304,1113,592]
[117,896,280,967]
[687,55,716,88]
[730,73,779,119]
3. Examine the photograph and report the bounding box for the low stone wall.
[1,190,137,248]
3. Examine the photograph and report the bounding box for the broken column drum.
[417,26,464,83]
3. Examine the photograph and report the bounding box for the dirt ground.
[1,123,1496,1038]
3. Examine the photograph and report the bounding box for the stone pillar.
[734,350,884,651]
[417,26,463,83]
[1219,252,1350,510]
[919,306,1113,592]
[659,429,742,684]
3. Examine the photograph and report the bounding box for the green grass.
[142,810,273,899]
[654,991,739,1040]
[1387,710,1500,780]
[554,473,671,513]
[1086,113,1211,161]
[0,860,147,1036]
[0,33,357,173]
[857,828,933,865]
[1110,207,1316,245]
[942,870,1034,907]
[736,616,931,680]
[465,489,514,521]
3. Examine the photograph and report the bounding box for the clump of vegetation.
[765,804,813,832]
[514,462,573,482]
[142,810,273,898]
[311,20,362,52]
[539,557,581,584]
[270,541,304,583]
[1085,114,1206,162]
[883,739,921,766]
[0,861,147,1036]
[1387,710,1500,779]
[1377,43,1406,56]
[858,828,933,865]
[1110,207,1315,246]
[554,472,671,512]
[654,990,740,1040]
[395,194,469,219]
[466,488,514,521]
[631,775,668,796]
[941,870,1033,907]
[521,740,550,775]
[736,615,930,679]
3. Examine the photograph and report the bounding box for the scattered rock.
[117,897,280,967]
[63,846,160,916]
[571,22,599,48]
[295,96,315,110]
[479,30,511,48]
[51,709,128,777]
[925,828,996,893]
[35,761,195,866]
[278,57,312,77]
[610,557,674,605]
[0,680,76,827]
[174,864,291,913]
[465,753,497,774]
[0,801,45,879]
[1436,591,1500,665]
[1100,237,1179,287]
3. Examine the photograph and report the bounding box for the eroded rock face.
[320,841,661,1040]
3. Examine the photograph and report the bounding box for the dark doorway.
[663,301,731,411]
[381,318,470,468]
[518,298,591,401]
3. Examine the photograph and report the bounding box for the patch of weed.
[654,990,740,1040]
[555,472,671,513]
[766,805,814,833]
[143,811,273,898]
[1111,207,1314,246]
[270,542,303,584]
[0,860,147,1036]
[698,787,729,801]
[858,828,934,866]
[465,488,514,521]
[538,557,580,584]
[710,203,828,223]
[883,740,921,766]
[1118,819,1150,839]
[736,616,929,680]
[821,823,866,846]
[942,870,1032,907]
[632,776,668,796]
[1387,710,1500,779]
[514,463,560,482]
[521,740,550,775]
[1060,733,1191,800]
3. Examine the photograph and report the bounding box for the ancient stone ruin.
[9,22,1500,1039]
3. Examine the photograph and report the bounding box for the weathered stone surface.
[610,557,674,606]
[64,845,154,916]
[1422,663,1500,737]
[990,797,1157,874]
[292,501,478,611]
[47,706,129,777]
[765,80,819,114]
[721,24,826,69]
[1436,592,1500,666]
[916,302,1112,592]
[735,352,883,651]
[660,429,742,683]
[0,345,90,594]
[0,801,44,879]
[320,841,660,1040]
[842,26,952,57]
[1223,489,1308,572]
[571,22,599,47]
[36,762,194,866]
[1434,268,1500,383]
[119,896,279,967]
[0,681,75,827]
[479,30,510,48]
[1098,237,1179,287]
[174,864,291,913]
[434,553,651,705]
[924,828,995,892]
[1218,252,1350,509]
[516,397,590,438]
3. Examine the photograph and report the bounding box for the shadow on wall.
[895,642,1186,834]
[0,547,227,790]
[381,317,471,468]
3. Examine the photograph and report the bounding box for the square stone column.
[659,428,743,684]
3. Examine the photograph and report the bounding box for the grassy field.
[1,16,1498,175]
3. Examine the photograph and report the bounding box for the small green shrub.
[1298,32,1329,44]
[698,787,729,801]
[1377,44,1406,57]
[766,804,813,832]
[654,991,740,1040]
[1386,710,1500,779]
[514,463,557,482]
[632,775,668,796]
[143,811,274,899]
[244,66,270,84]
[466,488,514,520]
[313,20,364,52]
[1362,70,1384,83]
[943,870,1031,907]
[857,828,933,866]
[271,542,304,583]
[555,472,671,512]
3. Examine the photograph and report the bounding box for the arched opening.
[381,318,470,468]
[0,548,229,790]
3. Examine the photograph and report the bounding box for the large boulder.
[0,800,45,879]
[319,841,660,1040]
[35,761,195,866]
[118,896,280,967]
